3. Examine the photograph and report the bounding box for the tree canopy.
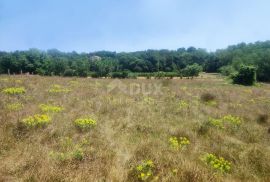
[0,41,270,81]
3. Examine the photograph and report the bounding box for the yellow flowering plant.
[136,160,155,181]
[208,117,224,129]
[222,115,242,126]
[208,115,242,129]
[169,136,190,150]
[39,104,64,113]
[201,153,231,173]
[74,117,97,130]
[22,114,51,128]
[2,87,26,95]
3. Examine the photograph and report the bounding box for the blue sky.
[0,0,270,52]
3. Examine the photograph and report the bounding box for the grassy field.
[0,75,270,182]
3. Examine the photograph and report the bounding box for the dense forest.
[0,41,270,82]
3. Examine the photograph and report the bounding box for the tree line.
[0,41,269,82]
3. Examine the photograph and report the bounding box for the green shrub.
[232,65,256,85]
[181,63,203,77]
[76,70,88,77]
[74,118,97,130]
[201,153,231,173]
[111,71,129,78]
[63,69,75,77]
[154,71,166,79]
[219,65,236,76]
[71,148,84,160]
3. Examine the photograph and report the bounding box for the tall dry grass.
[0,75,270,181]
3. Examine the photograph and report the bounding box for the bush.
[219,65,236,76]
[90,72,108,78]
[154,71,166,79]
[111,71,129,79]
[181,64,203,78]
[232,65,256,85]
[77,70,88,77]
[63,69,75,77]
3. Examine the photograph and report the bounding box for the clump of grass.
[201,153,231,173]
[48,84,70,93]
[49,148,84,161]
[143,97,155,104]
[178,100,189,109]
[2,87,26,95]
[0,78,9,82]
[15,79,22,83]
[39,104,64,113]
[74,117,97,130]
[169,136,190,150]
[200,93,216,103]
[257,114,268,124]
[223,115,242,126]
[68,80,79,85]
[208,117,224,129]
[200,93,217,106]
[6,102,24,111]
[49,137,89,162]
[208,115,242,129]
[135,160,155,181]
[22,114,51,128]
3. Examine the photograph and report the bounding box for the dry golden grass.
[0,75,270,182]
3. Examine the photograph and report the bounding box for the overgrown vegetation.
[0,75,270,181]
[232,65,256,85]
[1,41,270,82]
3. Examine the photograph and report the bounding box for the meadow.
[0,74,270,182]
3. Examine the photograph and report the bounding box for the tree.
[231,65,256,85]
[181,63,202,78]
[219,65,236,76]
[63,68,75,77]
